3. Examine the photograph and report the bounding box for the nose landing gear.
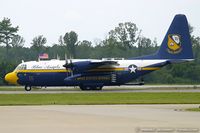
[25,85,32,91]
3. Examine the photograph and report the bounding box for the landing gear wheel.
[25,85,32,91]
[95,86,103,91]
[79,86,103,91]
[79,86,90,91]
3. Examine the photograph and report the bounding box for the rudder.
[156,14,193,59]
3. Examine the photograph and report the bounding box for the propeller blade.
[65,54,68,64]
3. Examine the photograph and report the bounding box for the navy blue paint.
[16,66,162,87]
[65,60,117,74]
[130,14,193,60]
[17,72,68,86]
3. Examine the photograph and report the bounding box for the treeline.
[0,18,200,85]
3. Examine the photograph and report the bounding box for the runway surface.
[0,104,199,133]
[0,85,200,94]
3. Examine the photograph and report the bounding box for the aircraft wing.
[90,60,119,66]
[63,60,119,72]
[86,60,119,72]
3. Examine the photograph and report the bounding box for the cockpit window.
[15,64,27,70]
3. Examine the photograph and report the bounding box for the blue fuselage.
[16,70,150,87]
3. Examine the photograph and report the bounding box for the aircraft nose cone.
[5,72,18,85]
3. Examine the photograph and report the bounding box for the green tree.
[138,36,152,56]
[100,38,126,58]
[191,36,200,63]
[58,35,64,46]
[63,31,78,58]
[31,35,47,54]
[108,22,140,49]
[76,40,93,58]
[11,35,25,48]
[0,18,19,59]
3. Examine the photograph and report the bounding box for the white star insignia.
[129,65,137,73]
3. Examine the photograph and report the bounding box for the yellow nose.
[5,72,19,85]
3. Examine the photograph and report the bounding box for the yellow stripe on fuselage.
[15,68,125,73]
[14,67,160,73]
[89,67,160,72]
[141,67,161,71]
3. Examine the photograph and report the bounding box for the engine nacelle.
[64,74,82,85]
[72,61,91,72]
[64,61,101,73]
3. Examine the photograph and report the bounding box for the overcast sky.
[0,0,199,47]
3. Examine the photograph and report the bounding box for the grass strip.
[0,92,200,105]
[185,108,200,112]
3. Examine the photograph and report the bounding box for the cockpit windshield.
[15,64,27,70]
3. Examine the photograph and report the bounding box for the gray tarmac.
[0,85,200,94]
[0,104,199,133]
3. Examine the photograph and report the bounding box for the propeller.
[63,54,74,76]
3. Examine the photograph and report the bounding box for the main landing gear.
[25,85,32,91]
[79,85,103,91]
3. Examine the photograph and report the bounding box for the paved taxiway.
[1,89,200,94]
[0,85,200,94]
[0,104,199,133]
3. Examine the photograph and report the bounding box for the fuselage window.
[15,64,27,70]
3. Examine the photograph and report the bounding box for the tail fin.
[132,14,194,60]
[156,14,193,60]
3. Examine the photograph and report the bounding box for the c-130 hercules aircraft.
[5,14,193,91]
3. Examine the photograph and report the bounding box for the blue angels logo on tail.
[167,34,182,54]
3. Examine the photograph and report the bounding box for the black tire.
[79,85,90,91]
[94,86,103,91]
[79,85,103,91]
[25,85,32,91]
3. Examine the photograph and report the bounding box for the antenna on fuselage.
[57,54,60,60]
